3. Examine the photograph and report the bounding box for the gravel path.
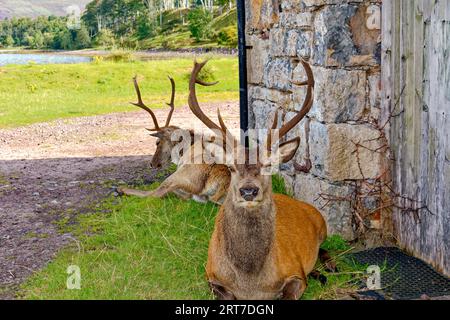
[0,101,239,299]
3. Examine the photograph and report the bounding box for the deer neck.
[222,195,276,275]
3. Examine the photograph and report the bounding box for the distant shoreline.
[0,48,238,59]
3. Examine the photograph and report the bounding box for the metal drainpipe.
[236,0,249,148]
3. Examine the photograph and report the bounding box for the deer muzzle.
[239,187,260,201]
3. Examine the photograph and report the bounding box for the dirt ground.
[0,102,239,299]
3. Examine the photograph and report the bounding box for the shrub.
[95,29,115,49]
[217,26,237,47]
[104,50,135,63]
[183,62,216,83]
[74,26,91,49]
[187,8,213,41]
[5,35,15,48]
[91,56,104,64]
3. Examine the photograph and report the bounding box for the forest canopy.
[0,0,237,50]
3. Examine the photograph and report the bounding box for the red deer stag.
[118,74,230,204]
[188,60,334,300]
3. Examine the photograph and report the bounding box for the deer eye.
[228,166,236,173]
[156,140,161,146]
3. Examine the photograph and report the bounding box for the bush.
[59,30,74,50]
[95,29,115,49]
[187,8,213,41]
[5,35,15,48]
[74,26,91,49]
[104,50,135,63]
[217,26,237,47]
[183,62,216,83]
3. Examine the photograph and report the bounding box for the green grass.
[0,57,238,128]
[19,175,364,300]
[210,7,237,31]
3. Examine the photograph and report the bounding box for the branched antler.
[188,60,234,149]
[164,76,176,127]
[266,59,315,152]
[131,75,176,131]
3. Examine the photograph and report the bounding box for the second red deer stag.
[188,60,334,300]
[118,74,230,204]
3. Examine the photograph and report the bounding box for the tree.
[5,35,15,48]
[96,28,115,48]
[74,25,92,49]
[59,29,74,50]
[32,31,45,48]
[187,8,212,41]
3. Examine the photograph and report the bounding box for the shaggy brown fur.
[207,193,327,300]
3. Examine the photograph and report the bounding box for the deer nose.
[239,187,259,201]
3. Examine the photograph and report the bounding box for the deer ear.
[272,137,300,165]
[148,131,163,138]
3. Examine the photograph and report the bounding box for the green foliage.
[0,16,91,50]
[183,61,217,83]
[210,7,237,30]
[104,50,135,63]
[0,4,238,50]
[216,25,237,47]
[5,35,14,47]
[187,8,213,41]
[272,174,291,196]
[75,26,91,49]
[95,29,116,49]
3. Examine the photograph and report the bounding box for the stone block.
[293,173,355,239]
[270,28,312,59]
[312,4,380,67]
[308,66,368,123]
[247,35,270,84]
[309,121,383,181]
[248,85,292,108]
[264,58,294,91]
[247,0,280,32]
[278,12,313,29]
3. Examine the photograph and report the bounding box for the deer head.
[131,75,185,169]
[188,60,314,209]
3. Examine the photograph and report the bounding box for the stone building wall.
[246,0,382,239]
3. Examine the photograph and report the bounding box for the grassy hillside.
[140,7,237,50]
[0,0,91,19]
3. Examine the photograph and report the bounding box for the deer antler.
[266,59,315,152]
[131,76,160,131]
[164,76,175,127]
[131,76,176,131]
[188,60,234,148]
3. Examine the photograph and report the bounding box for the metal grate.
[350,247,450,300]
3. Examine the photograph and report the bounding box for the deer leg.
[172,189,192,200]
[319,248,338,272]
[116,177,178,199]
[117,187,155,197]
[208,192,225,205]
[208,181,228,205]
[309,270,327,285]
[280,276,306,300]
[192,195,208,203]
